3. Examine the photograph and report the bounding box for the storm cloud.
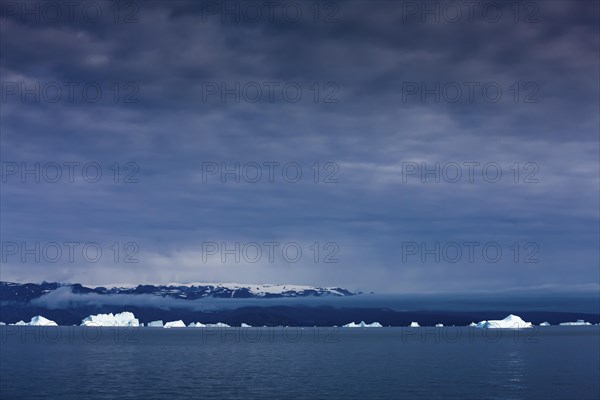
[0,0,598,293]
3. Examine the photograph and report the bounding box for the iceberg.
[12,321,27,326]
[147,320,164,327]
[241,323,252,328]
[27,316,58,326]
[475,314,532,329]
[0,322,5,326]
[559,320,591,326]
[164,320,186,328]
[342,321,383,328]
[468,322,477,327]
[409,322,420,328]
[188,322,207,328]
[435,323,444,327]
[205,322,230,328]
[539,322,551,326]
[81,312,139,327]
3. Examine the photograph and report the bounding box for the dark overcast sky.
[0,0,598,293]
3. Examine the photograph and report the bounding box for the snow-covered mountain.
[0,281,354,302]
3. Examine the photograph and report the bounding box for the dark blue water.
[1,326,598,399]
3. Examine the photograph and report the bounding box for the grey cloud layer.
[1,1,598,292]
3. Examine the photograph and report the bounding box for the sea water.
[1,326,598,399]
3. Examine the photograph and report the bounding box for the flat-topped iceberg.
[164,320,186,328]
[188,322,206,328]
[559,320,591,326]
[206,322,230,328]
[476,314,532,329]
[343,321,383,328]
[539,322,551,326]
[435,323,444,327]
[81,312,139,327]
[147,320,164,327]
[409,322,420,328]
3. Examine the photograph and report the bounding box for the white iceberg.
[342,321,383,328]
[147,320,164,327]
[539,322,551,326]
[12,321,27,326]
[27,316,58,326]
[475,314,532,329]
[0,322,5,326]
[468,322,477,327]
[435,323,444,327]
[241,323,252,328]
[187,322,207,328]
[559,320,591,326]
[164,320,186,328]
[81,312,139,327]
[409,322,420,328]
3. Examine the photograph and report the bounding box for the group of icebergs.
[342,321,383,328]
[1,313,597,328]
[3,316,59,326]
[559,320,592,326]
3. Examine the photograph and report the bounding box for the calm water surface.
[1,326,598,399]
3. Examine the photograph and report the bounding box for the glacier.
[342,321,383,328]
[81,312,139,327]
[559,320,591,326]
[475,314,532,329]
[164,320,186,328]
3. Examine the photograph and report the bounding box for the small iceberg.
[188,322,207,328]
[164,320,186,328]
[0,322,5,326]
[468,322,477,327]
[539,322,551,326]
[342,321,383,328]
[147,320,164,328]
[12,321,27,326]
[475,314,532,329]
[241,323,252,328]
[435,323,444,327]
[559,320,591,326]
[409,322,420,328]
[205,322,231,328]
